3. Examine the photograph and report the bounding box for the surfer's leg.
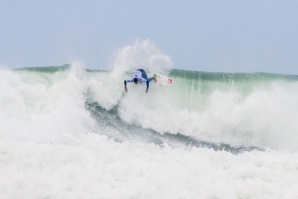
[138,69,148,80]
[148,77,154,82]
[137,69,145,74]
[148,75,157,83]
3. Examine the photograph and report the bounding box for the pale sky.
[1,0,298,74]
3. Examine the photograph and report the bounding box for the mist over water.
[1,40,298,198]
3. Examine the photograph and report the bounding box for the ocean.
[1,63,298,198]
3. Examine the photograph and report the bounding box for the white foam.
[119,80,298,151]
[0,66,96,143]
[0,135,298,198]
[1,40,298,197]
[94,39,298,151]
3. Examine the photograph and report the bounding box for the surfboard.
[154,74,173,86]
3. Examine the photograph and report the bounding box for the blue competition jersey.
[125,70,149,89]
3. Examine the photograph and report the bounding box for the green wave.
[13,64,298,82]
[14,64,71,73]
[169,69,298,82]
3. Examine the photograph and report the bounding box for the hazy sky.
[1,0,298,74]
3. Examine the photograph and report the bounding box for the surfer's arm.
[124,79,134,85]
[125,78,134,84]
[146,80,149,91]
[124,80,131,92]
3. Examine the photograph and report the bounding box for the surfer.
[124,69,157,93]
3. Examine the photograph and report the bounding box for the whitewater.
[1,40,298,198]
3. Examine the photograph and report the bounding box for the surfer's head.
[133,78,138,84]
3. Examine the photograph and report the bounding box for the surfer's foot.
[154,74,157,83]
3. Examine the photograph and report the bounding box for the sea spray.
[1,40,298,198]
[0,65,298,198]
[9,64,298,151]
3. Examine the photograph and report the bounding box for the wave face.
[1,65,298,198]
[12,64,298,151]
[138,69,298,151]
[1,41,298,198]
